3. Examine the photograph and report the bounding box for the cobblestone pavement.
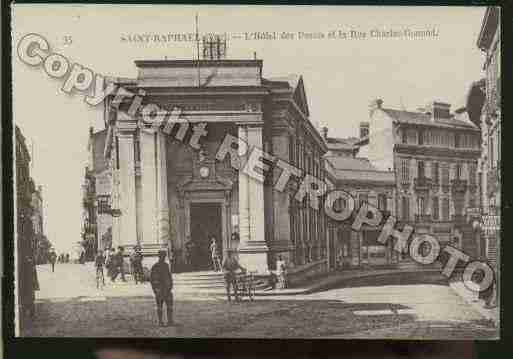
[23,263,498,339]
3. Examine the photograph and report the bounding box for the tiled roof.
[335,169,395,183]
[325,156,395,184]
[263,74,300,89]
[326,156,375,171]
[382,108,478,130]
[325,136,361,151]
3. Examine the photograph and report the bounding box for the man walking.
[150,250,174,326]
[210,237,221,272]
[222,249,245,302]
[130,246,144,284]
[111,246,127,282]
[49,249,57,273]
[95,250,106,288]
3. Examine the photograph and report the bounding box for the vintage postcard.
[11,4,500,339]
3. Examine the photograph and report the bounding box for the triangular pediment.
[292,76,310,117]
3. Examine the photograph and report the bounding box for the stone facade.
[365,100,482,258]
[100,60,327,274]
[82,128,113,258]
[324,156,397,271]
[477,6,500,269]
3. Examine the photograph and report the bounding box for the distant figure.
[210,237,221,272]
[65,253,70,263]
[168,244,175,273]
[49,249,57,273]
[222,249,245,302]
[276,255,287,289]
[111,246,126,282]
[185,239,194,270]
[130,246,144,284]
[105,248,116,281]
[95,250,106,287]
[150,250,174,326]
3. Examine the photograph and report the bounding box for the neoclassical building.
[99,59,327,273]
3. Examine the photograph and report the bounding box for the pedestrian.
[276,255,287,289]
[222,249,245,302]
[106,248,116,281]
[185,239,193,270]
[95,250,106,287]
[65,253,70,263]
[49,249,57,273]
[210,237,221,272]
[168,244,175,273]
[111,246,127,282]
[130,246,144,284]
[150,250,174,327]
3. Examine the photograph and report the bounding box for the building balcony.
[414,177,433,191]
[451,214,466,224]
[451,179,468,193]
[415,214,432,223]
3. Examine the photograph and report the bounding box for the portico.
[103,59,271,273]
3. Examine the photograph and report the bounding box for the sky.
[12,5,486,253]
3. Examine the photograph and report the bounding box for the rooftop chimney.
[426,101,451,121]
[322,126,328,139]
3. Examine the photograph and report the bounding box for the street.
[23,263,498,339]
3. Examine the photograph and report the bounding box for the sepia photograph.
[10,4,500,339]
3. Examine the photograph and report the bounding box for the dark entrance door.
[190,203,223,271]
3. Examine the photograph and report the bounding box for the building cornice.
[394,144,481,159]
[135,59,263,68]
[477,7,500,51]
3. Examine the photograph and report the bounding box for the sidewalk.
[104,266,447,297]
[257,267,445,296]
[37,262,448,300]
[449,281,500,327]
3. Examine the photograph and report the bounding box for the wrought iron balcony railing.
[451,179,468,193]
[414,177,433,191]
[451,214,466,223]
[415,214,432,222]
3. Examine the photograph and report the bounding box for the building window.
[400,158,410,183]
[358,193,368,210]
[417,161,425,178]
[442,163,449,185]
[378,194,387,212]
[453,195,464,216]
[432,196,439,220]
[402,130,407,144]
[442,198,450,220]
[432,162,439,183]
[402,197,410,221]
[417,197,426,216]
[469,162,477,186]
[418,130,424,145]
[455,163,462,180]
[454,133,460,148]
[469,196,476,209]
[490,137,494,166]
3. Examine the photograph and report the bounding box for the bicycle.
[234,271,256,302]
[96,266,105,289]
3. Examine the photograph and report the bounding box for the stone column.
[117,131,138,248]
[237,124,269,273]
[139,130,158,246]
[156,131,170,245]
